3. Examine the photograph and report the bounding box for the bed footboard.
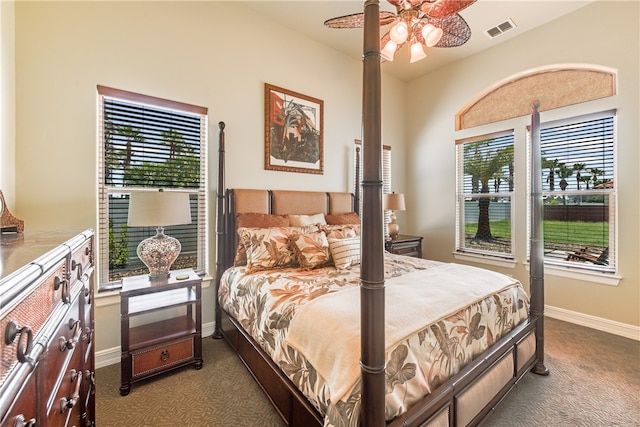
[217,306,538,427]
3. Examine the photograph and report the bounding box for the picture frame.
[264,83,324,174]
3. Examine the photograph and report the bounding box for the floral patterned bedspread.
[219,253,530,426]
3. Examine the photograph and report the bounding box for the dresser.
[0,230,95,427]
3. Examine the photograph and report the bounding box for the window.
[456,131,515,258]
[97,86,208,290]
[531,110,616,273]
[354,140,392,235]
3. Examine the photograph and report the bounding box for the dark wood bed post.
[355,145,361,216]
[213,121,226,339]
[529,103,549,375]
[360,1,386,425]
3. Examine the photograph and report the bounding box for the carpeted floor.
[95,317,639,426]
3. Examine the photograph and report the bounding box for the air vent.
[485,19,516,39]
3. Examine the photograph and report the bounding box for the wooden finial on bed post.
[213,121,226,340]
[529,102,549,375]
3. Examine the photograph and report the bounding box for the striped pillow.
[328,237,361,269]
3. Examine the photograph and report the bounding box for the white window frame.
[97,86,208,291]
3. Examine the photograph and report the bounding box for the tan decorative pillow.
[325,212,360,225]
[289,231,331,270]
[321,224,361,240]
[233,213,290,266]
[328,237,361,269]
[239,227,297,272]
[288,213,327,227]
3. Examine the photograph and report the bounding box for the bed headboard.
[222,189,354,269]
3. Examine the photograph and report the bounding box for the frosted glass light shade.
[389,21,409,44]
[410,42,427,63]
[422,24,443,47]
[381,40,398,62]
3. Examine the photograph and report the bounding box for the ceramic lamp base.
[388,211,400,239]
[136,227,181,279]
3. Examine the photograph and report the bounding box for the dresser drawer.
[131,337,194,379]
[1,260,67,381]
[47,348,83,427]
[42,294,82,406]
[0,368,37,427]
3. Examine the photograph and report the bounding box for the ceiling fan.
[324,0,477,63]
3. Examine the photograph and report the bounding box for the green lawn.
[465,219,608,247]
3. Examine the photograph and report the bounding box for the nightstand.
[385,234,423,258]
[119,268,202,396]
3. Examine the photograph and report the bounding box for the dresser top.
[0,230,85,281]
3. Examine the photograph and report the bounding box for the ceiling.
[236,1,595,82]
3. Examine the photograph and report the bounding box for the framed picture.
[265,83,324,174]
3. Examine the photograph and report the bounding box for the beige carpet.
[96,317,639,426]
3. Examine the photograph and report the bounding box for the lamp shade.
[383,193,406,211]
[128,190,191,227]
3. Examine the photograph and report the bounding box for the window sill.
[523,262,621,286]
[453,252,517,269]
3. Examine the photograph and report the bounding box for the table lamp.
[127,189,191,279]
[383,192,406,240]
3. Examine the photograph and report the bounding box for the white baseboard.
[95,321,216,369]
[545,305,640,341]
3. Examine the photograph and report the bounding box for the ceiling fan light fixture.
[409,41,427,63]
[389,20,409,44]
[381,39,398,61]
[422,23,443,47]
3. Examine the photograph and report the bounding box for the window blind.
[455,130,515,257]
[533,110,616,273]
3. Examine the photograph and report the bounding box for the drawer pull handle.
[13,414,37,427]
[82,326,92,343]
[60,369,82,413]
[71,260,83,279]
[54,276,70,303]
[160,350,170,361]
[85,369,95,386]
[54,276,66,290]
[4,321,34,364]
[59,320,82,352]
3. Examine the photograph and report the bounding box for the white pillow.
[288,213,327,227]
[328,236,361,269]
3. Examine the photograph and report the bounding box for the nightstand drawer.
[131,337,194,378]
[392,244,420,257]
[386,235,423,258]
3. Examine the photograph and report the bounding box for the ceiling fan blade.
[430,14,472,47]
[324,11,397,29]
[421,0,477,19]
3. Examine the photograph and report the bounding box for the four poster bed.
[213,3,548,425]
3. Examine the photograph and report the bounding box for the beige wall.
[405,1,639,328]
[10,1,405,353]
[1,0,16,201]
